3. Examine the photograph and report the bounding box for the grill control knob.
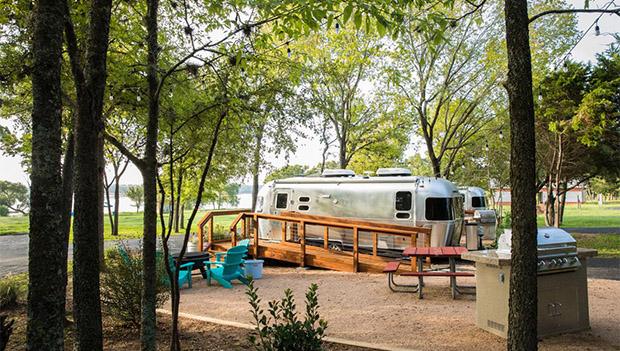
[551,259,558,266]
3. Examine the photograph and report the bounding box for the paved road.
[0,234,191,278]
[1,233,618,280]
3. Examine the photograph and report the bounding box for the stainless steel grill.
[474,210,496,224]
[497,228,580,274]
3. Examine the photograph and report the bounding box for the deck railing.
[228,211,432,272]
[196,208,251,251]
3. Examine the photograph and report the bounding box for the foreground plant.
[246,279,327,351]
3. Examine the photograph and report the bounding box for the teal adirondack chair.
[167,256,195,289]
[236,238,250,247]
[214,244,248,262]
[204,248,249,289]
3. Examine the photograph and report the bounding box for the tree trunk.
[27,0,66,348]
[251,125,264,211]
[141,0,160,349]
[559,181,567,225]
[174,167,183,233]
[113,176,120,236]
[180,202,185,229]
[338,136,347,169]
[545,177,554,227]
[98,134,105,267]
[71,0,112,347]
[61,130,75,324]
[504,0,539,349]
[104,174,115,234]
[553,134,563,228]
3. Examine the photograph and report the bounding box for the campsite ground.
[5,265,617,350]
[171,266,620,351]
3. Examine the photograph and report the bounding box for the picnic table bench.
[384,246,475,299]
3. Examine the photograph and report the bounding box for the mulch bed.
[2,304,370,350]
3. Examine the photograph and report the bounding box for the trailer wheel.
[328,242,343,252]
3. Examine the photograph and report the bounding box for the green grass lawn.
[535,202,620,228]
[0,211,238,240]
[573,234,620,258]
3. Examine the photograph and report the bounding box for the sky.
[1,0,619,186]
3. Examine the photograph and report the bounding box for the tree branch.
[104,132,145,170]
[529,8,620,23]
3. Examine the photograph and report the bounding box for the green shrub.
[0,206,8,217]
[213,224,230,241]
[101,246,170,326]
[247,279,327,351]
[501,211,512,229]
[0,274,27,309]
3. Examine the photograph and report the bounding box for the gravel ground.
[174,267,620,351]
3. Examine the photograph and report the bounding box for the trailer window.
[395,212,411,219]
[425,198,454,220]
[298,205,309,211]
[299,196,310,202]
[471,196,486,208]
[395,191,412,211]
[275,193,288,209]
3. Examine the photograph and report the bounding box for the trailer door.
[273,189,291,215]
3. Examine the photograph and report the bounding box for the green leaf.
[377,19,386,36]
[354,11,362,29]
[343,4,353,24]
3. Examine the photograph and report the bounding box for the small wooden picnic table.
[172,251,211,279]
[402,246,475,299]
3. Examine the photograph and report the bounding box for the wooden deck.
[212,240,414,273]
[200,210,430,274]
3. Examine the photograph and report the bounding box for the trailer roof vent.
[321,169,356,177]
[376,168,412,177]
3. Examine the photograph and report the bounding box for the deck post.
[198,222,203,253]
[240,217,245,240]
[353,226,359,272]
[208,217,214,243]
[231,221,237,247]
[253,215,259,258]
[299,221,306,267]
[372,232,378,256]
[281,221,287,242]
[323,227,329,250]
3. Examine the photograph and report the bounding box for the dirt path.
[174,267,620,351]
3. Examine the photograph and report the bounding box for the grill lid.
[537,227,576,246]
[474,210,496,224]
[496,228,580,273]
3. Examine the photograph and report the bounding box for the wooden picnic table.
[401,246,474,299]
[172,251,211,279]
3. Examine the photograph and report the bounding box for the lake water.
[110,193,253,213]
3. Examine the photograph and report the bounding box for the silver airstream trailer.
[459,186,497,240]
[459,186,488,212]
[255,168,464,253]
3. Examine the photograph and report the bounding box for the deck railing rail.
[228,211,432,272]
[196,208,251,251]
